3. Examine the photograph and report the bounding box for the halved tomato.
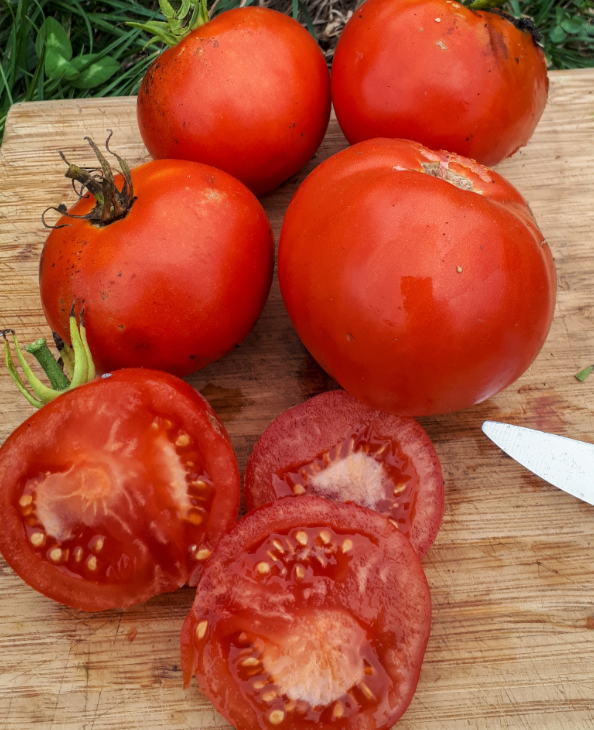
[0,369,240,611]
[244,390,443,558]
[181,496,432,730]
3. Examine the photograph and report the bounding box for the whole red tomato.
[137,8,331,197]
[40,157,274,377]
[331,0,548,167]
[0,369,240,611]
[278,138,557,416]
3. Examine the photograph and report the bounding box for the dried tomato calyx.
[2,304,95,409]
[42,132,134,229]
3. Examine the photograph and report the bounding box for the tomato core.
[271,427,417,540]
[15,412,216,586]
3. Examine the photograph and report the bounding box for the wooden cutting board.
[1,69,593,729]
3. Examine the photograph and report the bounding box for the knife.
[482,421,594,508]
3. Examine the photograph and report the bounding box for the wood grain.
[1,69,594,729]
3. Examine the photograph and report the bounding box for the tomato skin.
[137,8,331,197]
[0,369,240,611]
[331,0,548,166]
[181,496,431,730]
[39,159,274,377]
[244,390,443,558]
[278,138,557,416]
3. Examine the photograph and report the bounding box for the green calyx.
[2,305,96,409]
[127,0,209,48]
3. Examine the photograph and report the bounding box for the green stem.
[2,308,96,409]
[24,338,71,390]
[12,332,62,404]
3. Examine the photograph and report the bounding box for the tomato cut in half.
[0,369,240,611]
[181,496,431,730]
[244,391,443,558]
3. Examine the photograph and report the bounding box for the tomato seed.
[262,691,276,703]
[30,532,45,548]
[272,539,284,554]
[257,562,271,575]
[292,485,306,495]
[269,710,284,725]
[188,510,204,525]
[194,547,212,561]
[342,539,353,553]
[49,547,63,563]
[87,555,98,571]
[319,530,331,544]
[196,620,208,639]
[176,433,191,447]
[295,531,308,546]
[332,702,344,719]
[19,495,33,508]
[359,682,375,701]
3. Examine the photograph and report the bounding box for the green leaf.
[35,17,73,61]
[298,0,317,39]
[45,48,78,81]
[68,55,121,89]
[560,18,584,34]
[575,365,594,382]
[550,25,567,43]
[126,20,179,47]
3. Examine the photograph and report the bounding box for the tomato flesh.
[244,390,443,558]
[182,497,432,730]
[0,370,240,610]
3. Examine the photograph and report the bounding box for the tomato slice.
[244,390,443,558]
[0,369,240,611]
[181,496,431,730]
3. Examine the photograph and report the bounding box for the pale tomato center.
[261,610,367,707]
[309,452,389,511]
[35,457,131,542]
[18,415,215,582]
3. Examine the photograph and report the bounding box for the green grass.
[1,0,593,144]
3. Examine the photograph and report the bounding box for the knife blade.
[482,421,594,508]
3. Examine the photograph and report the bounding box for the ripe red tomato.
[331,0,548,167]
[0,369,240,611]
[278,138,557,417]
[40,158,274,377]
[137,8,331,197]
[181,496,431,730]
[244,390,443,558]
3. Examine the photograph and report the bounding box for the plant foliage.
[1,0,593,144]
